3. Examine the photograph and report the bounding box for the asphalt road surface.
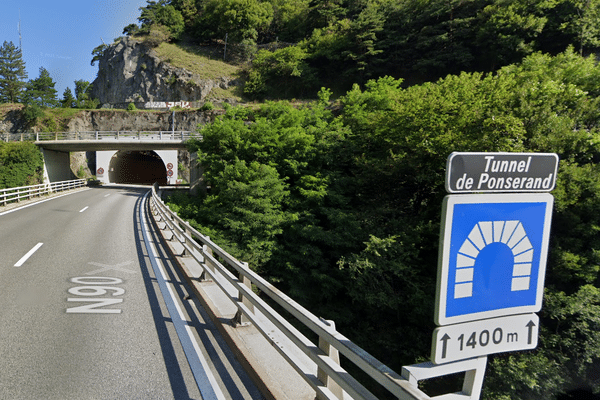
[0,185,263,400]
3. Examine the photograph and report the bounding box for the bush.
[142,24,172,47]
[127,102,137,111]
[0,142,44,189]
[201,101,215,111]
[244,46,316,99]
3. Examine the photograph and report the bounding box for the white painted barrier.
[148,183,434,400]
[1,131,201,142]
[0,179,87,207]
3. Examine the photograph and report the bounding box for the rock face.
[65,109,218,132]
[0,106,28,133]
[91,37,238,108]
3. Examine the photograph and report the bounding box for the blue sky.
[0,0,148,98]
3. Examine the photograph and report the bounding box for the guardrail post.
[233,262,254,326]
[181,221,192,257]
[317,319,344,400]
[200,238,214,281]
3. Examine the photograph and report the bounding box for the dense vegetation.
[0,141,44,189]
[166,49,600,399]
[127,0,600,97]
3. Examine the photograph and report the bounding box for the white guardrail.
[148,183,434,400]
[1,131,201,142]
[0,179,87,207]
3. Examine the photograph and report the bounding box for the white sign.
[431,313,539,364]
[435,193,553,326]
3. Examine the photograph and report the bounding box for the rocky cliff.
[65,109,217,132]
[0,108,220,134]
[91,37,240,108]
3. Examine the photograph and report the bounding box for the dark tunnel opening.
[108,150,168,185]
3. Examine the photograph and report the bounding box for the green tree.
[23,67,58,108]
[266,0,311,41]
[557,0,600,55]
[197,0,274,42]
[475,0,550,70]
[244,45,316,98]
[170,0,199,32]
[138,0,185,40]
[73,79,97,108]
[123,23,140,36]
[90,43,108,66]
[0,41,27,103]
[60,87,76,108]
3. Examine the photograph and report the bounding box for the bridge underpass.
[24,132,201,188]
[107,150,168,185]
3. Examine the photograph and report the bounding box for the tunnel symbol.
[454,220,533,299]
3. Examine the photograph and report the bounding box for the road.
[0,185,263,400]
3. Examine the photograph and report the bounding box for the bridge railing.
[1,131,201,142]
[148,183,430,400]
[0,179,87,207]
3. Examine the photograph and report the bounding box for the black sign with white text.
[446,152,559,193]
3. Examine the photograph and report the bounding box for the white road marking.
[140,191,225,400]
[85,261,136,275]
[0,188,91,216]
[185,324,227,400]
[104,194,111,197]
[79,206,89,213]
[14,243,44,267]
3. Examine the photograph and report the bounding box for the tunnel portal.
[108,150,168,185]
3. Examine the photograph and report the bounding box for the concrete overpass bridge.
[2,131,202,187]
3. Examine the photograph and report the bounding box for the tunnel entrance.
[108,150,168,185]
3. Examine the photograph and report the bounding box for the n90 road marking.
[66,277,124,314]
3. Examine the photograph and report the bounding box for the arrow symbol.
[440,333,451,359]
[526,320,536,345]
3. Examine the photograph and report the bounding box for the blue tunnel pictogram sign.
[435,194,554,326]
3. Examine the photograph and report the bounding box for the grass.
[155,42,241,80]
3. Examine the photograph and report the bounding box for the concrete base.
[42,148,73,183]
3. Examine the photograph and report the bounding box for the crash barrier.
[1,131,200,142]
[0,179,87,207]
[148,182,437,400]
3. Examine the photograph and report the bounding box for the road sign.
[435,193,553,326]
[166,163,174,170]
[431,313,539,364]
[446,152,558,193]
[97,168,104,175]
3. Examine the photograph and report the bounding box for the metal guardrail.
[0,179,87,207]
[1,131,201,142]
[148,183,431,400]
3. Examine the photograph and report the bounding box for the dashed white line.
[79,206,89,213]
[14,243,44,267]
[104,194,111,198]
